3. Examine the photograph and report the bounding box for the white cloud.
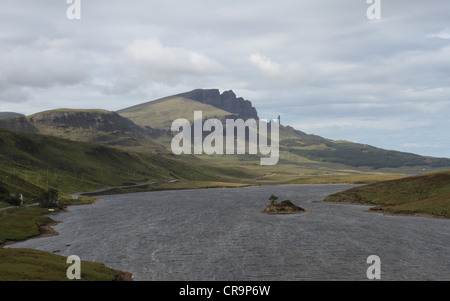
[0,84,29,103]
[123,38,226,83]
[428,30,450,40]
[0,39,89,88]
[35,37,73,49]
[249,54,281,76]
[248,53,307,85]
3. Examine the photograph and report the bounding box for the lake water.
[8,185,450,281]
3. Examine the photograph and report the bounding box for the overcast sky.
[1,0,450,157]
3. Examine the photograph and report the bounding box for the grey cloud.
[0,84,30,104]
[123,38,226,84]
[1,0,450,156]
[0,42,90,88]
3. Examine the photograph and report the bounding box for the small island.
[262,195,308,214]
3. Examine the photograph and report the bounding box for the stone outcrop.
[263,200,306,214]
[29,110,147,134]
[176,89,259,120]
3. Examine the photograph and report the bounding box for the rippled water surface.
[9,185,450,280]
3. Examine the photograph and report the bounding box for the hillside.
[0,109,169,152]
[2,88,450,174]
[323,170,450,218]
[118,89,258,128]
[279,134,450,170]
[118,88,450,173]
[0,128,257,201]
[0,248,130,281]
[118,96,238,130]
[0,116,39,133]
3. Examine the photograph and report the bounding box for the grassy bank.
[0,206,55,245]
[0,128,259,203]
[0,195,96,246]
[284,173,406,185]
[0,248,130,281]
[323,170,450,219]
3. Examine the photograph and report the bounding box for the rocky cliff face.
[29,110,147,134]
[176,89,259,120]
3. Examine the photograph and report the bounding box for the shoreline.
[318,199,449,220]
[254,210,312,215]
[0,202,134,281]
[0,220,60,248]
[367,209,450,220]
[85,183,449,222]
[77,182,362,198]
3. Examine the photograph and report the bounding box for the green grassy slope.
[0,206,53,244]
[0,116,39,133]
[118,92,450,172]
[0,128,257,201]
[323,170,450,218]
[0,109,172,154]
[0,248,128,281]
[118,96,237,129]
[282,137,450,170]
[27,109,167,151]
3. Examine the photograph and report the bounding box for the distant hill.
[279,134,450,170]
[0,116,39,133]
[28,109,145,133]
[1,88,450,172]
[0,109,169,152]
[118,88,450,171]
[323,170,450,218]
[0,112,24,120]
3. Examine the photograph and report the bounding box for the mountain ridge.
[175,89,259,120]
[117,88,259,122]
[1,88,450,172]
[0,109,168,151]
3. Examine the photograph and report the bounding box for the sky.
[1,0,450,158]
